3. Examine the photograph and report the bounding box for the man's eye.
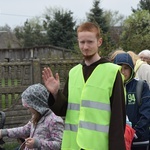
[87,41,92,44]
[80,41,84,44]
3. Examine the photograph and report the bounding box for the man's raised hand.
[42,67,60,96]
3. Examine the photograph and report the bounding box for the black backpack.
[136,80,150,106]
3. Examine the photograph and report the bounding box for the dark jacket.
[48,57,126,150]
[114,53,150,141]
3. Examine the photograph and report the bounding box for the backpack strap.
[136,80,144,106]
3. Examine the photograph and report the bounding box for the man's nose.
[83,43,89,49]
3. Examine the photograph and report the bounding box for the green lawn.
[3,142,19,150]
[1,78,18,87]
[1,78,19,109]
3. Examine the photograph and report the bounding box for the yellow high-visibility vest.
[61,63,121,150]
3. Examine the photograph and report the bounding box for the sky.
[0,0,140,28]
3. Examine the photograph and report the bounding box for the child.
[0,83,64,150]
[113,53,150,150]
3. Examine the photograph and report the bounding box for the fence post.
[32,59,41,84]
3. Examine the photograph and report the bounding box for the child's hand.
[25,137,35,149]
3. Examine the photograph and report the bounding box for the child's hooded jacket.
[1,83,64,150]
[114,53,150,141]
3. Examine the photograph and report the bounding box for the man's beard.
[83,53,96,60]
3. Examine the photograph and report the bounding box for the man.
[42,22,126,150]
[138,49,150,65]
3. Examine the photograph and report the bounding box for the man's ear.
[98,38,102,47]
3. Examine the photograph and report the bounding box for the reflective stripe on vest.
[67,100,111,111]
[65,100,110,133]
[82,100,110,111]
[65,121,109,133]
[61,63,121,150]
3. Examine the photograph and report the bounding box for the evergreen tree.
[44,9,76,50]
[132,0,150,13]
[14,18,47,48]
[86,0,109,33]
[14,21,33,47]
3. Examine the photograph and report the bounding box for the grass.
[2,142,19,150]
[0,78,19,109]
[1,94,19,109]
[1,78,18,87]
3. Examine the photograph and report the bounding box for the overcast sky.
[0,0,140,28]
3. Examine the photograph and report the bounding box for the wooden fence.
[0,57,82,144]
[0,45,79,62]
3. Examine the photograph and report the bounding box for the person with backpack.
[113,53,150,150]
